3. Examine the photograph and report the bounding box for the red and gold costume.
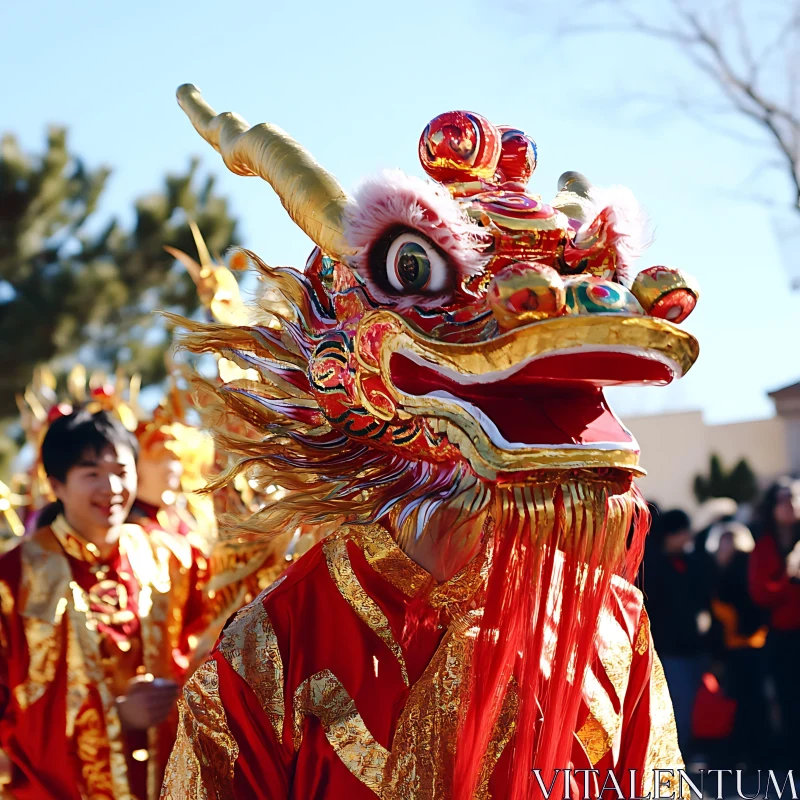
[163,87,701,799]
[0,517,206,800]
[165,524,681,798]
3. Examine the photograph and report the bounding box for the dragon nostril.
[630,266,700,324]
[487,263,566,330]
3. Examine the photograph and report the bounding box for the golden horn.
[176,84,353,260]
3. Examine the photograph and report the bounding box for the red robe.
[748,534,800,631]
[162,523,684,799]
[0,517,206,800]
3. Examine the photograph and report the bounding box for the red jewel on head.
[418,111,501,183]
[91,385,115,399]
[496,126,538,185]
[47,402,73,423]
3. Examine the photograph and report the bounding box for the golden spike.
[0,481,24,537]
[188,220,213,269]
[176,84,354,260]
[37,365,57,392]
[88,370,105,391]
[164,244,203,287]
[67,365,87,402]
[22,387,47,422]
[128,373,142,413]
[114,367,127,398]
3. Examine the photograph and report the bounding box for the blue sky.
[4,0,798,424]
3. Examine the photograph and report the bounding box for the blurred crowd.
[643,478,800,771]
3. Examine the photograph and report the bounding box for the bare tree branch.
[573,0,800,211]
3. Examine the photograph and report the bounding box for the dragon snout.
[487,261,701,330]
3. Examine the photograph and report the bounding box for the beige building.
[623,380,800,513]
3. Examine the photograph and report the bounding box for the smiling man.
[0,409,207,800]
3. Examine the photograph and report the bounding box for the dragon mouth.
[389,351,659,451]
[361,310,700,476]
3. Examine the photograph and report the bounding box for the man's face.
[51,443,138,538]
[136,445,184,503]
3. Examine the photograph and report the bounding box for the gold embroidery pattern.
[293,669,389,794]
[385,610,513,800]
[476,677,518,799]
[575,610,635,766]
[323,535,409,686]
[577,711,614,766]
[14,617,64,709]
[0,580,12,652]
[15,536,70,710]
[218,598,285,739]
[635,609,650,656]
[352,523,432,595]
[644,650,686,799]
[578,667,621,765]
[349,523,489,612]
[13,523,191,799]
[74,702,116,800]
[52,515,104,564]
[66,580,132,799]
[162,659,240,799]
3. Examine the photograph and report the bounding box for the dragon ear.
[343,170,489,309]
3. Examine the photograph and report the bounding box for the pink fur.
[344,169,489,308]
[575,185,651,286]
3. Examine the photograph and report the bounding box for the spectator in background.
[749,478,800,763]
[693,497,738,557]
[643,508,713,759]
[707,522,770,767]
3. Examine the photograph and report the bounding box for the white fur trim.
[343,169,489,308]
[575,185,651,286]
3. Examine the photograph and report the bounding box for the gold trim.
[66,580,132,798]
[578,666,622,765]
[385,610,515,799]
[635,608,650,656]
[162,659,240,798]
[348,523,489,611]
[362,309,699,386]
[217,598,286,739]
[644,650,686,798]
[323,534,409,685]
[15,533,71,710]
[293,669,389,793]
[52,514,103,564]
[577,711,614,766]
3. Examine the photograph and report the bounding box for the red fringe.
[452,484,650,800]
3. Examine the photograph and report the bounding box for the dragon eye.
[385,233,449,294]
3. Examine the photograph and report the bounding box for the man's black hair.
[41,408,139,483]
[659,508,692,537]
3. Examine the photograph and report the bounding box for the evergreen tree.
[693,453,759,504]
[0,127,238,419]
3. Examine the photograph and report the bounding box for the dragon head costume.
[175,85,699,798]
